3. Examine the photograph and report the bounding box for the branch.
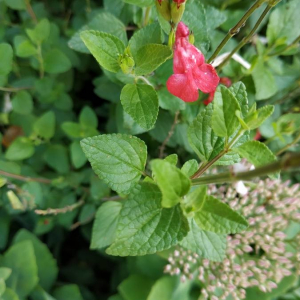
[207,0,266,64]
[35,199,85,215]
[217,2,274,70]
[276,132,300,156]
[0,86,32,92]
[192,152,300,186]
[159,111,180,158]
[0,170,52,184]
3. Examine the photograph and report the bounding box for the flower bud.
[188,31,195,45]
[155,0,171,22]
[171,1,185,24]
[168,28,176,48]
[118,48,135,74]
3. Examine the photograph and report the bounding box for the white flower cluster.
[165,179,300,300]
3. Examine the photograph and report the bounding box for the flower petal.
[167,72,199,102]
[175,22,189,40]
[193,63,220,93]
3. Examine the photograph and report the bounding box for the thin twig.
[268,35,300,57]
[35,199,85,215]
[273,86,300,105]
[159,111,180,158]
[276,132,300,156]
[192,152,300,186]
[207,0,266,64]
[24,0,38,23]
[0,170,52,184]
[70,212,95,230]
[0,86,32,92]
[218,3,274,70]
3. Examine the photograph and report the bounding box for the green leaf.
[12,91,33,115]
[194,195,248,234]
[181,159,198,177]
[120,84,159,130]
[1,241,38,298]
[122,0,153,7]
[13,229,58,291]
[81,134,147,194]
[53,285,83,300]
[30,286,56,300]
[232,141,278,179]
[4,0,26,10]
[129,23,163,59]
[164,154,178,165]
[106,183,189,256]
[134,44,172,76]
[246,105,275,130]
[183,186,207,214]
[14,35,36,58]
[70,141,87,169]
[69,12,127,53]
[79,106,98,129]
[252,58,277,100]
[61,122,82,138]
[26,19,50,45]
[0,268,12,280]
[212,85,241,138]
[44,145,70,174]
[5,137,34,161]
[118,275,154,300]
[91,201,122,249]
[0,211,10,250]
[0,279,5,296]
[147,277,182,300]
[229,82,248,117]
[80,30,125,73]
[180,219,226,262]
[1,288,19,300]
[44,49,72,74]
[267,0,300,46]
[0,43,13,76]
[33,111,56,139]
[151,159,191,208]
[157,88,186,113]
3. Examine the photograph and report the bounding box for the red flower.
[203,77,232,105]
[167,22,219,102]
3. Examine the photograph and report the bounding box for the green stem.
[143,6,151,27]
[136,76,152,86]
[276,132,300,156]
[191,129,245,179]
[192,152,300,186]
[207,0,266,64]
[218,3,273,70]
[268,35,300,57]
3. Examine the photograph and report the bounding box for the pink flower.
[167,22,219,103]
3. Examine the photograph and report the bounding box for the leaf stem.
[191,129,245,179]
[136,76,152,86]
[0,170,52,184]
[217,2,274,70]
[207,0,266,64]
[159,111,180,158]
[276,132,300,156]
[37,44,44,78]
[192,152,300,186]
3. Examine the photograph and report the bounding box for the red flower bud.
[173,0,186,8]
[155,0,171,22]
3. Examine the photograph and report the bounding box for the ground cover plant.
[0,0,300,299]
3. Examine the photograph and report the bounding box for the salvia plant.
[0,0,299,299]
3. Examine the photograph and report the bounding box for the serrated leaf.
[246,105,275,130]
[232,140,278,179]
[0,43,13,76]
[91,201,122,249]
[229,82,248,117]
[180,219,226,262]
[151,160,190,208]
[81,30,125,73]
[120,84,159,130]
[194,195,248,234]
[164,154,178,165]
[81,134,147,194]
[13,229,58,291]
[2,241,38,298]
[69,12,127,53]
[44,49,72,74]
[129,23,163,59]
[212,85,241,138]
[134,44,172,76]
[106,183,189,256]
